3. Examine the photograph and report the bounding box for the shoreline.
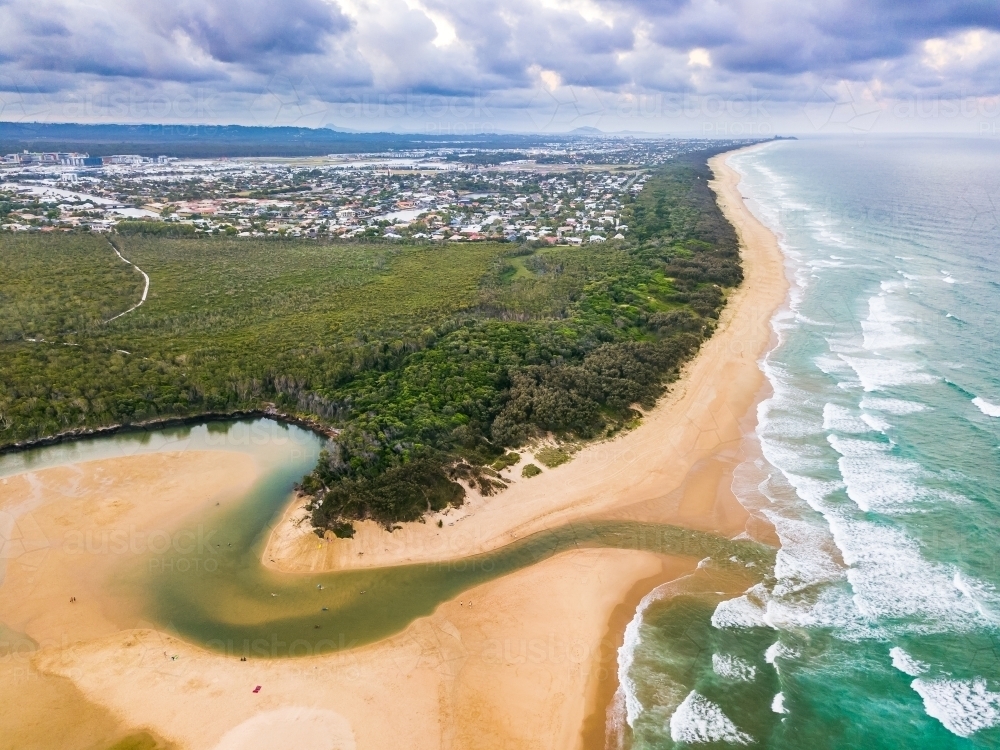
[579,561,697,749]
[576,143,789,747]
[0,407,337,457]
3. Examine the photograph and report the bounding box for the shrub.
[535,447,571,468]
[331,521,356,538]
[491,452,522,471]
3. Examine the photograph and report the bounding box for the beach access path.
[104,236,150,323]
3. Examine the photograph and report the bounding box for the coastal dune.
[2,146,789,750]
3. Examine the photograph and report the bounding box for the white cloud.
[922,29,997,71]
[688,48,712,68]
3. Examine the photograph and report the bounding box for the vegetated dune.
[266,147,788,574]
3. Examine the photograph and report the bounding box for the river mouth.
[1,418,774,659]
[147,518,773,658]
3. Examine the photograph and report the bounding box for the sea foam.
[669,691,753,745]
[911,678,1000,737]
[766,513,844,591]
[972,397,1000,417]
[828,434,966,513]
[860,397,928,415]
[824,516,993,629]
[823,403,871,434]
[772,692,788,714]
[712,653,757,682]
[615,579,684,727]
[838,355,937,392]
[889,646,928,677]
[828,435,926,512]
[861,295,923,351]
[711,583,769,629]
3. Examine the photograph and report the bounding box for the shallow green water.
[0,418,774,659]
[144,471,774,657]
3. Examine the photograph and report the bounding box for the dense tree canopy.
[0,149,742,533]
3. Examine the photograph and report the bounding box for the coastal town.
[0,137,748,243]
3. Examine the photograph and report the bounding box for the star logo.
[528,84,607,132]
[802,78,882,133]
[0,509,50,565]
[0,73,51,126]
[248,75,330,128]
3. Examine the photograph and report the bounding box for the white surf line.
[104,237,150,323]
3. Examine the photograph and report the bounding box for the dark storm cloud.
[148,0,352,64]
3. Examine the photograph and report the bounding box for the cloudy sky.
[1,0,999,134]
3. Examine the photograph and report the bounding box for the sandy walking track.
[1,146,788,750]
[104,236,151,323]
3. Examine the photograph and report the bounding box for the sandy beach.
[35,548,701,750]
[1,146,788,750]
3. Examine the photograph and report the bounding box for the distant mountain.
[323,123,365,134]
[566,125,674,138]
[0,122,575,158]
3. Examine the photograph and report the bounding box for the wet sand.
[0,450,259,749]
[35,548,689,750]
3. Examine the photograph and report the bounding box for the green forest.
[0,149,742,534]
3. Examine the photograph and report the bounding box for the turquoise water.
[618,138,1000,749]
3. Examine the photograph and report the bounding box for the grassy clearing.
[500,255,535,282]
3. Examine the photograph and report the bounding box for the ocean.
[616,137,1000,749]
